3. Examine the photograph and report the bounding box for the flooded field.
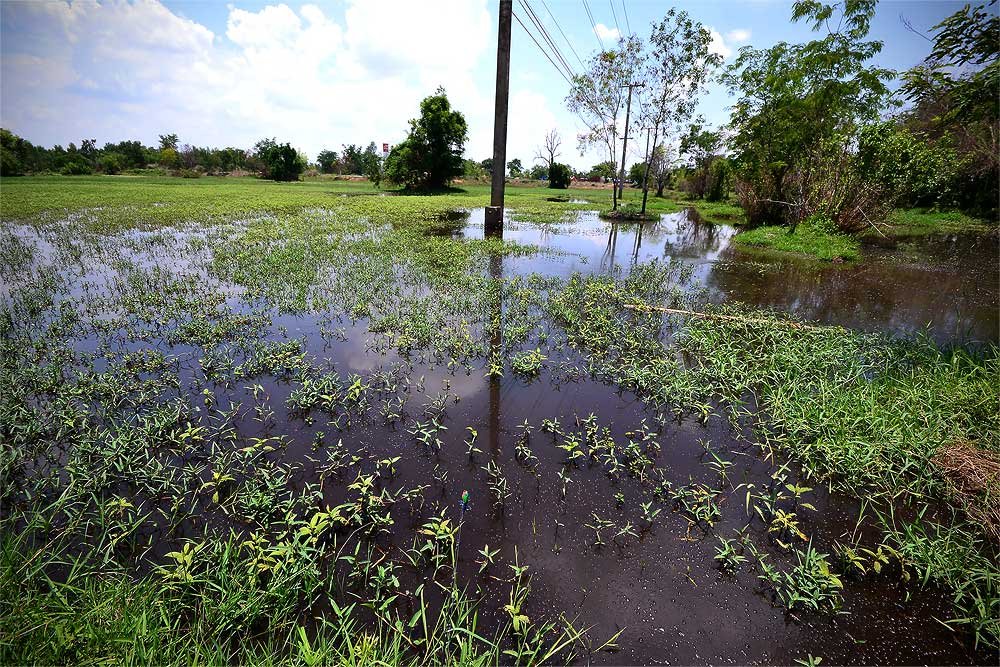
[2,182,997,664]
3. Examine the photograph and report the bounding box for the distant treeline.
[0,130,392,182]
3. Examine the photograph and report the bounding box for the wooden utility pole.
[616,81,644,203]
[486,0,513,233]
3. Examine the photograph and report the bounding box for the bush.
[60,159,92,175]
[856,121,964,209]
[254,139,305,182]
[98,153,124,175]
[548,162,571,189]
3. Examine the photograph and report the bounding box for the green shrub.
[253,139,305,182]
[733,214,860,261]
[548,162,571,189]
[60,159,92,176]
[98,153,124,175]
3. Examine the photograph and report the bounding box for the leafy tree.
[159,147,180,169]
[647,144,675,197]
[506,158,523,178]
[588,161,615,180]
[527,164,548,180]
[158,134,178,151]
[548,162,572,189]
[722,0,894,229]
[628,161,647,187]
[899,2,998,216]
[567,35,644,210]
[1,128,26,176]
[463,159,488,180]
[705,158,732,202]
[384,88,468,189]
[253,138,306,181]
[479,158,494,176]
[639,9,721,212]
[362,142,383,185]
[679,120,727,199]
[316,149,339,174]
[341,144,364,174]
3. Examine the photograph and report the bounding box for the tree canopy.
[384,88,468,189]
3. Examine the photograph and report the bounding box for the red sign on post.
[382,143,389,153]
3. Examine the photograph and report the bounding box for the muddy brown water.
[5,209,998,665]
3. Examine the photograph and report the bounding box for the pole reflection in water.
[485,218,502,455]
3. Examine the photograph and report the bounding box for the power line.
[512,7,613,155]
[512,9,573,86]
[581,0,603,50]
[620,0,631,35]
[539,0,586,70]
[519,0,575,82]
[608,0,621,37]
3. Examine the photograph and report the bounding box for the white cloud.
[0,0,505,161]
[708,28,732,59]
[726,28,751,44]
[594,23,620,43]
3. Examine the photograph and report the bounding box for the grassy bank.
[732,220,861,261]
[883,208,996,237]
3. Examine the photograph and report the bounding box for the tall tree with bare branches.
[533,129,562,170]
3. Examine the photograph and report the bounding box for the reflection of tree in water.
[705,241,999,345]
[422,209,473,238]
[637,209,730,259]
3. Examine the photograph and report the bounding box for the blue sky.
[0,0,967,170]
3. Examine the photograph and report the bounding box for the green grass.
[883,208,995,237]
[732,221,861,261]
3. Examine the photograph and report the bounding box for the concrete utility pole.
[486,0,513,233]
[617,81,644,203]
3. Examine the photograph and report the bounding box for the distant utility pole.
[486,0,513,233]
[617,81,644,203]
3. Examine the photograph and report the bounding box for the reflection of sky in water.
[450,208,998,345]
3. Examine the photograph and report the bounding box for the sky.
[0,0,971,171]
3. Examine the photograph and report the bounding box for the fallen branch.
[623,303,829,331]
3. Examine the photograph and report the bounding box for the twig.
[858,206,887,238]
